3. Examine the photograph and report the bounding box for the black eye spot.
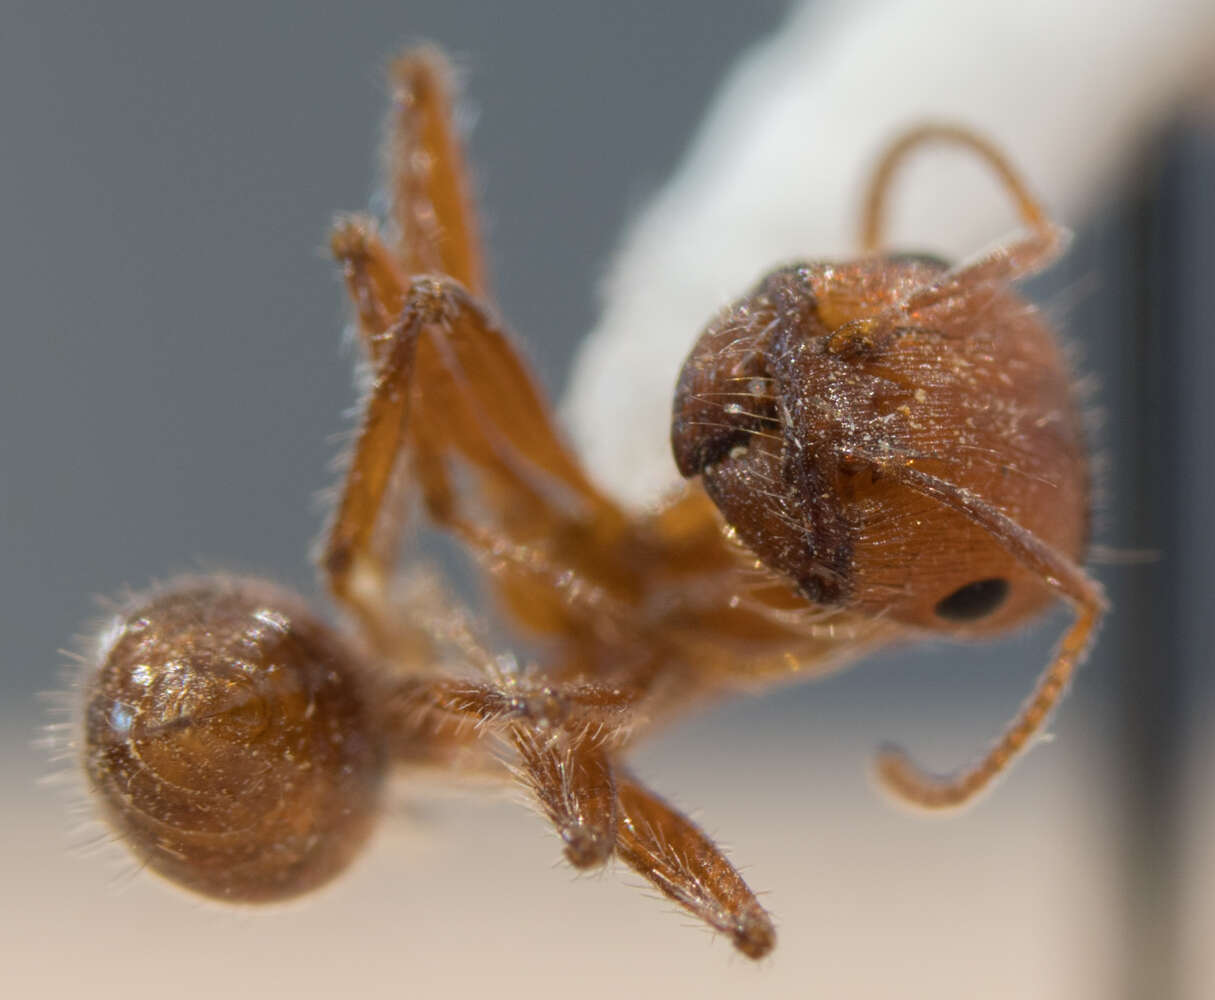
[934,578,1009,621]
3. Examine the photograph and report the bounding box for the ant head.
[672,258,1089,635]
[80,577,384,902]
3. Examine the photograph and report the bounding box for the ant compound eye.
[934,578,1010,622]
[81,579,384,902]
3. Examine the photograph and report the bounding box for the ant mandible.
[76,47,1104,960]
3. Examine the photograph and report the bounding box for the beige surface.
[7,694,1124,1000]
[1180,726,1215,1000]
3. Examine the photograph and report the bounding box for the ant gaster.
[74,48,1104,960]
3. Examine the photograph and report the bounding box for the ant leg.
[382,662,770,941]
[616,771,776,959]
[323,48,500,637]
[386,47,488,297]
[371,575,640,803]
[320,275,623,644]
[860,457,1106,809]
[330,45,487,347]
[330,46,488,357]
[513,728,619,869]
[401,677,636,868]
[328,49,628,646]
[331,215,405,355]
[411,677,639,743]
[384,54,618,537]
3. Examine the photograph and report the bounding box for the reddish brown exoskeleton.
[74,49,1103,959]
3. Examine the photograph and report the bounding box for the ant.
[74,47,1103,960]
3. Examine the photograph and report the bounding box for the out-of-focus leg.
[320,274,624,645]
[387,48,488,297]
[331,215,406,353]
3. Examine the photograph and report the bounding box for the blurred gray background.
[1,3,1211,998]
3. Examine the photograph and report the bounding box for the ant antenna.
[860,123,1051,254]
[866,460,1106,809]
